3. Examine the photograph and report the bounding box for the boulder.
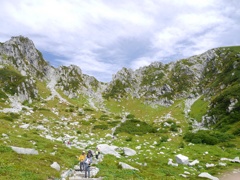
[51,162,60,171]
[175,154,189,165]
[19,124,30,129]
[123,147,136,156]
[189,160,199,166]
[119,162,139,171]
[198,172,219,180]
[11,146,38,155]
[97,144,120,158]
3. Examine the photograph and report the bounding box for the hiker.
[84,152,93,178]
[78,151,86,171]
[87,150,93,158]
[95,147,100,159]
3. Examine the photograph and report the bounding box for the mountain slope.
[0,36,240,179]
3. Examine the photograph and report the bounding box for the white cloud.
[130,57,153,70]
[0,0,240,82]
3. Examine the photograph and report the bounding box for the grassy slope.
[1,94,240,180]
[1,46,240,179]
[102,98,240,179]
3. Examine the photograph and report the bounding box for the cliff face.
[0,36,240,127]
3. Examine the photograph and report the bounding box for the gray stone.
[50,162,60,171]
[123,147,136,156]
[198,172,219,180]
[97,144,120,158]
[119,162,139,171]
[11,146,38,155]
[19,124,30,129]
[175,154,189,165]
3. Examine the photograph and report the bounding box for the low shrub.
[125,137,132,141]
[160,135,169,142]
[107,121,120,127]
[126,114,135,119]
[99,114,109,120]
[76,130,81,134]
[0,145,12,153]
[183,130,234,145]
[114,119,157,135]
[233,128,240,136]
[93,124,109,130]
[0,113,20,122]
[83,108,94,112]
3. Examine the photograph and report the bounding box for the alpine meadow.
[0,36,240,180]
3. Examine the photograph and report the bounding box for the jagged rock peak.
[57,64,83,76]
[112,67,135,82]
[7,35,34,46]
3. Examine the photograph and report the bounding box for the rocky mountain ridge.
[0,36,240,126]
[1,36,240,180]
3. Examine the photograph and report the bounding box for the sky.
[0,0,240,82]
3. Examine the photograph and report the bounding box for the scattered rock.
[19,124,30,129]
[119,162,139,171]
[50,162,60,171]
[189,160,199,166]
[168,159,178,167]
[206,163,215,168]
[123,147,136,156]
[175,154,189,165]
[97,144,120,158]
[11,146,38,155]
[198,172,219,180]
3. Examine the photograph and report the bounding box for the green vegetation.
[209,84,240,131]
[93,124,109,130]
[0,43,240,179]
[0,67,26,95]
[114,119,157,135]
[189,96,209,122]
[183,130,234,145]
[103,79,129,99]
[0,113,20,122]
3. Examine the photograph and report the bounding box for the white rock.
[175,154,189,165]
[206,163,215,168]
[119,162,139,171]
[51,162,60,171]
[36,125,46,131]
[180,174,188,178]
[168,159,178,167]
[189,160,199,166]
[135,146,141,150]
[198,172,219,180]
[97,144,120,158]
[11,146,38,155]
[218,162,226,166]
[2,133,8,137]
[232,157,240,163]
[20,124,30,129]
[123,147,136,156]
